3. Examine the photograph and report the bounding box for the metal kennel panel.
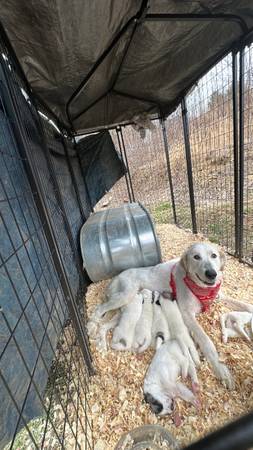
[0,33,93,450]
[187,53,235,251]
[165,105,192,230]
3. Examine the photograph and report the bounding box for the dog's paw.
[132,340,144,353]
[137,342,150,353]
[177,335,200,367]
[134,334,151,353]
[193,397,201,413]
[141,289,152,302]
[111,341,128,351]
[216,363,235,390]
[191,382,200,395]
[221,332,228,344]
[173,411,182,427]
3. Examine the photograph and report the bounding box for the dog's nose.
[151,402,163,415]
[205,269,217,280]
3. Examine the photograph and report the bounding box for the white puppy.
[151,291,170,349]
[144,339,199,416]
[95,311,120,351]
[133,289,153,353]
[220,311,253,343]
[111,292,143,351]
[160,294,200,367]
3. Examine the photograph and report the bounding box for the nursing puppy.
[144,339,199,416]
[95,311,120,351]
[133,289,153,353]
[111,292,143,351]
[151,291,170,349]
[160,293,200,366]
[88,241,253,388]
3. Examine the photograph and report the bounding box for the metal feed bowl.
[114,425,180,450]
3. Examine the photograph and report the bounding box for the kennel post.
[161,117,177,224]
[61,136,89,221]
[75,140,94,214]
[232,50,240,257]
[238,47,245,261]
[116,126,133,202]
[181,97,197,234]
[116,126,136,202]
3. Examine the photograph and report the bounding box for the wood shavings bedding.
[86,224,253,450]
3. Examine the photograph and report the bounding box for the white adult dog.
[88,242,253,388]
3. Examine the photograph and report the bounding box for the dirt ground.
[86,223,253,450]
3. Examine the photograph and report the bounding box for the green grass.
[151,200,237,247]
[151,201,193,230]
[151,201,172,223]
[4,416,47,450]
[4,359,69,450]
[205,220,228,244]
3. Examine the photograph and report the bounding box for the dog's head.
[180,242,225,287]
[144,390,174,416]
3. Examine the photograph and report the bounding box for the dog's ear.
[219,249,226,271]
[180,251,188,273]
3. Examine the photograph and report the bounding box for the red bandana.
[169,264,221,312]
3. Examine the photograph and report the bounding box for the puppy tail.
[175,382,196,407]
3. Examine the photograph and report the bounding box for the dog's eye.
[211,253,217,258]
[193,255,201,260]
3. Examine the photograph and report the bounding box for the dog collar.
[183,275,221,312]
[170,264,221,312]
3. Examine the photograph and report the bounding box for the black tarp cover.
[1,1,253,133]
[77,131,126,208]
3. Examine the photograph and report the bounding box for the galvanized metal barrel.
[80,202,161,282]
